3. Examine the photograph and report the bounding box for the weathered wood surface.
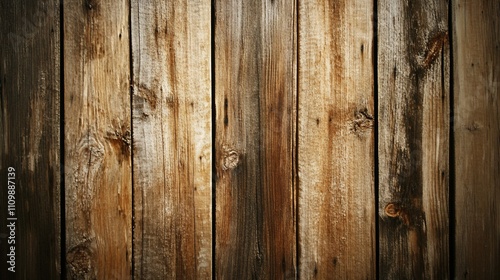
[378,0,450,279]
[0,0,61,278]
[131,1,212,279]
[64,0,132,278]
[453,0,500,278]
[298,0,375,278]
[1,1,500,278]
[215,0,297,278]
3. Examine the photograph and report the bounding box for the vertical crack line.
[59,0,67,278]
[128,0,135,278]
[295,0,300,278]
[372,0,380,278]
[448,0,456,278]
[210,0,217,278]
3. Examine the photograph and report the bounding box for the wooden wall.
[0,0,498,279]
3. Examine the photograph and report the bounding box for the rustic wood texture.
[298,0,375,278]
[2,1,500,278]
[0,0,61,278]
[131,1,212,279]
[378,0,450,279]
[215,0,297,278]
[64,0,132,278]
[453,0,500,278]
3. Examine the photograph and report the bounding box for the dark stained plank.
[453,0,500,278]
[298,0,376,278]
[378,0,450,279]
[0,0,61,278]
[64,0,132,278]
[131,1,212,278]
[215,0,297,278]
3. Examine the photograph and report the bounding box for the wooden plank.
[378,0,450,279]
[64,0,132,278]
[215,0,296,278]
[0,0,61,278]
[298,0,375,278]
[453,0,500,278]
[131,1,212,279]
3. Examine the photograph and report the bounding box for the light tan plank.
[298,0,375,278]
[378,0,450,278]
[64,1,132,278]
[215,0,297,278]
[453,0,500,278]
[131,1,212,279]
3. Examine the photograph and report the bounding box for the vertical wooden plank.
[131,1,212,279]
[378,0,450,279]
[215,0,296,278]
[0,0,60,278]
[298,0,375,278]
[453,0,500,278]
[64,0,132,278]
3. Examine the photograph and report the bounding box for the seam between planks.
[373,0,380,278]
[448,0,455,278]
[59,0,67,278]
[128,0,135,278]
[295,0,300,278]
[211,0,217,279]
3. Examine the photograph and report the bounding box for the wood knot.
[420,31,449,68]
[106,129,131,146]
[222,150,239,170]
[384,203,411,226]
[466,121,482,132]
[84,0,98,11]
[350,107,374,136]
[67,244,93,278]
[106,122,132,157]
[384,203,401,218]
[136,83,158,110]
[77,131,105,165]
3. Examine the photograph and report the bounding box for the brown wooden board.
[0,0,61,278]
[131,1,212,279]
[64,0,132,278]
[453,0,500,278]
[215,0,297,278]
[298,0,376,278]
[378,0,450,279]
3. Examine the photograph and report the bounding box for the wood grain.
[131,1,212,279]
[453,0,500,278]
[378,0,450,279]
[64,0,132,278]
[298,0,375,278]
[215,0,297,278]
[0,0,61,278]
